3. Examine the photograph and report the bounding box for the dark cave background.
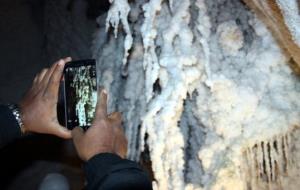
[0,0,109,189]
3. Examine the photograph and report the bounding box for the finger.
[51,124,72,139]
[94,89,108,120]
[33,75,39,85]
[37,68,48,83]
[107,112,122,128]
[31,69,48,93]
[43,61,65,99]
[114,135,128,159]
[119,137,128,158]
[32,68,47,86]
[42,60,61,87]
[72,127,84,144]
[63,57,72,63]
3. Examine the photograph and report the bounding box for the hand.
[19,57,72,139]
[72,89,128,161]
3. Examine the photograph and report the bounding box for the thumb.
[108,112,122,128]
[50,124,72,139]
[72,127,84,144]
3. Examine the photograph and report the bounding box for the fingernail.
[58,60,65,67]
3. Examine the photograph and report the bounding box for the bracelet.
[7,104,26,135]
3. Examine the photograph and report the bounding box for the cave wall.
[93,0,300,189]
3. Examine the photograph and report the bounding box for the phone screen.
[58,59,97,130]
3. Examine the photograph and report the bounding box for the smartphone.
[57,59,97,130]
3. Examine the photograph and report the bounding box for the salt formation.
[242,129,300,190]
[243,0,300,69]
[105,0,133,66]
[276,0,300,47]
[92,0,300,189]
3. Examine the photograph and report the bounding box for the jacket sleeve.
[0,105,22,148]
[84,153,153,190]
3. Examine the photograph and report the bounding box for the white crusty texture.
[276,0,300,47]
[140,1,203,189]
[241,130,300,190]
[106,0,133,66]
[217,21,244,56]
[140,0,162,102]
[93,0,300,189]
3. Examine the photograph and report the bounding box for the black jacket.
[0,105,152,190]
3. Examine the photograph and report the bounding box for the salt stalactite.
[140,0,162,102]
[93,0,147,161]
[106,0,133,66]
[93,0,300,189]
[242,128,300,190]
[139,1,203,188]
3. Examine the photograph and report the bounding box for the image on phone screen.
[59,59,97,130]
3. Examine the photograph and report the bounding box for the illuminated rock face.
[244,0,300,70]
[93,0,300,189]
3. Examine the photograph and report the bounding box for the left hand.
[19,57,72,139]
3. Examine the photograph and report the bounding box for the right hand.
[72,89,128,161]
